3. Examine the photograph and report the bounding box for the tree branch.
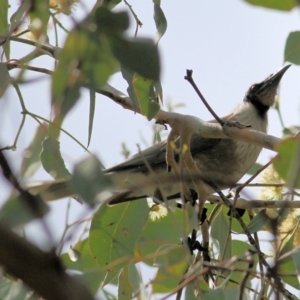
[0,222,95,300]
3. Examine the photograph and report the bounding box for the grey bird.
[28,65,290,205]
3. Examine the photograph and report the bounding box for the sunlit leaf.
[273,137,300,188]
[71,154,111,205]
[89,200,148,272]
[40,137,71,179]
[244,0,297,11]
[21,123,47,178]
[153,1,167,43]
[118,266,133,300]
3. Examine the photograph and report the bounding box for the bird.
[27,65,290,206]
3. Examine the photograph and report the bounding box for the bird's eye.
[250,85,256,91]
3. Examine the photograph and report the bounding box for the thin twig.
[184,69,224,125]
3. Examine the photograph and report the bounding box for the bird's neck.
[244,96,270,118]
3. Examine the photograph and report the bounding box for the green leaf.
[152,245,190,293]
[61,238,98,271]
[118,266,133,300]
[0,62,11,97]
[95,7,129,34]
[132,74,160,120]
[0,193,49,227]
[21,123,47,178]
[88,89,96,147]
[137,207,191,265]
[273,137,300,188]
[120,65,139,111]
[203,289,226,300]
[89,200,149,272]
[52,20,117,117]
[110,36,160,80]
[9,1,31,33]
[211,207,231,260]
[284,31,300,65]
[71,154,111,205]
[153,2,167,43]
[0,0,8,34]
[247,209,268,233]
[279,230,300,290]
[40,137,71,179]
[244,0,297,11]
[247,162,263,175]
[74,269,109,294]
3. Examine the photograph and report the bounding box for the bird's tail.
[27,179,75,202]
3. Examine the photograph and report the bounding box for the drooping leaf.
[21,123,47,178]
[279,229,300,290]
[89,200,148,273]
[71,154,111,205]
[110,36,160,80]
[273,137,300,188]
[247,209,269,233]
[118,266,133,300]
[284,31,300,65]
[244,0,297,11]
[211,207,231,260]
[0,0,9,59]
[153,1,167,43]
[52,10,119,118]
[0,0,8,34]
[120,64,139,111]
[40,137,71,179]
[88,89,96,147]
[132,74,160,120]
[0,62,11,97]
[9,1,31,33]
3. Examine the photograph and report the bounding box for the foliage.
[0,0,300,300]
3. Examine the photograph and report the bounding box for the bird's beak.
[258,64,291,93]
[253,64,291,107]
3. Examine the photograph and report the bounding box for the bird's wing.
[106,133,221,173]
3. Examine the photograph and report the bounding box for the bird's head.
[244,64,291,116]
